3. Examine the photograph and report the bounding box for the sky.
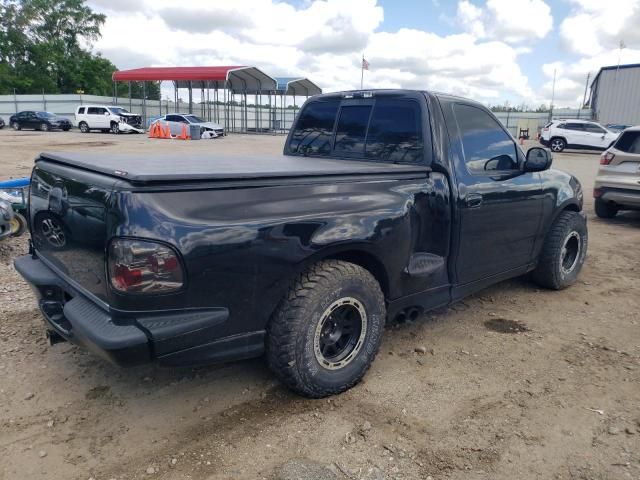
[86,0,640,108]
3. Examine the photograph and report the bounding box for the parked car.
[540,119,619,152]
[15,89,587,398]
[156,113,224,137]
[594,126,640,218]
[0,116,5,129]
[75,105,144,134]
[9,111,72,131]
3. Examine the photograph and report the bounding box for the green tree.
[0,0,149,97]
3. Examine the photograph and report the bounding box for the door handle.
[465,193,483,208]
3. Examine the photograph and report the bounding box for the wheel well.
[550,136,566,143]
[324,250,389,297]
[561,203,580,213]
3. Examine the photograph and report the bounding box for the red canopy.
[112,66,277,93]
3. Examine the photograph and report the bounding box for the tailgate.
[29,160,116,305]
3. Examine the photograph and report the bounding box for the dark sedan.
[9,111,71,131]
[0,116,5,129]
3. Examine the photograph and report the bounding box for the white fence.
[0,93,300,133]
[0,93,592,136]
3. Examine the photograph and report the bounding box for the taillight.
[600,151,615,165]
[108,238,184,294]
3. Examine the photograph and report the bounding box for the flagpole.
[361,54,364,90]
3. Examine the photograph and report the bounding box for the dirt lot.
[0,129,638,480]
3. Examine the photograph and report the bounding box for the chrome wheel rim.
[314,297,367,370]
[551,139,564,152]
[40,218,66,247]
[560,231,581,275]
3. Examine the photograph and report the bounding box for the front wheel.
[550,137,566,152]
[266,260,386,398]
[110,122,119,134]
[532,211,587,290]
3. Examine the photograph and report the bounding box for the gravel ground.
[0,129,638,480]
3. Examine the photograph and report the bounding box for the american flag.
[362,57,370,70]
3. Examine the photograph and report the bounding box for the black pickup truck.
[15,90,587,398]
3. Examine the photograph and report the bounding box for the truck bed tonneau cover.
[38,152,430,184]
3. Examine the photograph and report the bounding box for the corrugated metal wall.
[593,67,640,125]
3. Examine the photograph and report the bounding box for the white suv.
[540,119,619,152]
[75,105,144,134]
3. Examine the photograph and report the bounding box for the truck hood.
[38,152,430,185]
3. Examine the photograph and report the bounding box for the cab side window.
[455,104,519,173]
[87,107,99,115]
[366,100,423,163]
[77,107,85,114]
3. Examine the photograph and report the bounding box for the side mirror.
[104,112,110,116]
[524,147,552,172]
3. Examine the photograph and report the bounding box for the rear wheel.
[532,211,587,289]
[12,121,21,131]
[266,260,386,398]
[79,121,89,133]
[595,198,618,218]
[550,137,566,152]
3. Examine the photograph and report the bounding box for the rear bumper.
[595,186,640,208]
[14,254,264,367]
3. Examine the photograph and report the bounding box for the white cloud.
[540,48,640,106]
[87,0,539,105]
[458,0,553,43]
[560,0,640,55]
[541,0,640,106]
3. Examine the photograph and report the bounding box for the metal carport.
[112,66,277,133]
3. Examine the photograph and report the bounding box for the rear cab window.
[614,131,640,154]
[287,94,427,164]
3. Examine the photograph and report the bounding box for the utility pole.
[578,72,590,119]
[549,69,556,122]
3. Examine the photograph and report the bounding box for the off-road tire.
[594,198,618,218]
[266,260,386,398]
[79,122,89,133]
[549,137,566,152]
[10,213,27,237]
[532,211,587,290]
